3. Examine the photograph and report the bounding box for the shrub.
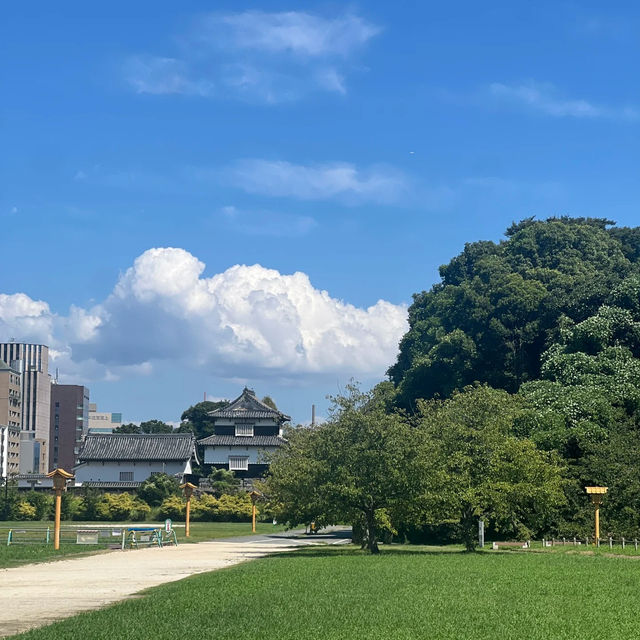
[15,501,37,520]
[23,491,52,520]
[190,493,255,522]
[158,495,185,520]
[191,494,219,522]
[95,493,151,521]
[217,493,253,522]
[137,473,181,507]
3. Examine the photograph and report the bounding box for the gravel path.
[0,534,308,638]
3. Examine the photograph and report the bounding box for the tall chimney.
[311,404,316,427]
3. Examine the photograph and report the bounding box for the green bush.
[137,473,181,507]
[22,491,52,520]
[15,501,37,520]
[190,493,255,522]
[158,495,185,520]
[95,493,151,521]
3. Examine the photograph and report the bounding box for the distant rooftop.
[78,433,196,462]
[208,387,290,421]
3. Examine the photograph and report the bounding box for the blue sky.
[2,1,639,425]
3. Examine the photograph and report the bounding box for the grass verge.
[11,545,640,640]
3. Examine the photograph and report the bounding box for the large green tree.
[390,217,638,408]
[267,384,433,553]
[416,386,566,550]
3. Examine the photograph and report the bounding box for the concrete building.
[88,403,122,434]
[49,384,90,472]
[0,343,50,473]
[199,387,288,478]
[74,433,197,488]
[0,359,22,478]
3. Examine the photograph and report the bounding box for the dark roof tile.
[79,433,196,462]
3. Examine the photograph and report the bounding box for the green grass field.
[11,545,640,640]
[0,521,285,568]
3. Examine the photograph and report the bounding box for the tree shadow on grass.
[267,544,484,560]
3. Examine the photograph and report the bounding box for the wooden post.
[53,489,62,550]
[249,490,261,534]
[586,487,607,543]
[185,495,191,538]
[46,469,73,552]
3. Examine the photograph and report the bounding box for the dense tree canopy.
[114,420,174,434]
[390,218,640,408]
[385,217,640,538]
[178,400,229,440]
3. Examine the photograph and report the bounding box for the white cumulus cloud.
[1,249,407,383]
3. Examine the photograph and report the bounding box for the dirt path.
[0,534,308,638]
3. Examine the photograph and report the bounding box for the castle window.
[235,424,254,437]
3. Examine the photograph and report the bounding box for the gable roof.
[209,387,290,421]
[78,433,196,462]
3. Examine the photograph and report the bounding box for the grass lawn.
[11,545,640,640]
[0,521,286,569]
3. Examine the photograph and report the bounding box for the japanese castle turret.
[198,387,289,478]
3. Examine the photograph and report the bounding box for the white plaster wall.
[203,446,278,465]
[75,460,188,483]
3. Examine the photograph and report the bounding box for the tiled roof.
[78,433,196,462]
[198,435,287,447]
[209,387,291,421]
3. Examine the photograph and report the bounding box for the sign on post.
[165,519,172,533]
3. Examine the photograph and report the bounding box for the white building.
[74,433,197,488]
[199,388,288,478]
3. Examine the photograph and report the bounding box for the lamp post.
[249,490,261,534]
[180,482,196,538]
[46,469,74,550]
[585,486,608,543]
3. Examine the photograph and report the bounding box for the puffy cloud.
[1,249,407,383]
[0,293,53,344]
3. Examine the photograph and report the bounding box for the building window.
[119,471,134,481]
[228,456,249,471]
[235,424,254,437]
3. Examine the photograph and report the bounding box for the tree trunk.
[462,506,477,552]
[365,509,380,554]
